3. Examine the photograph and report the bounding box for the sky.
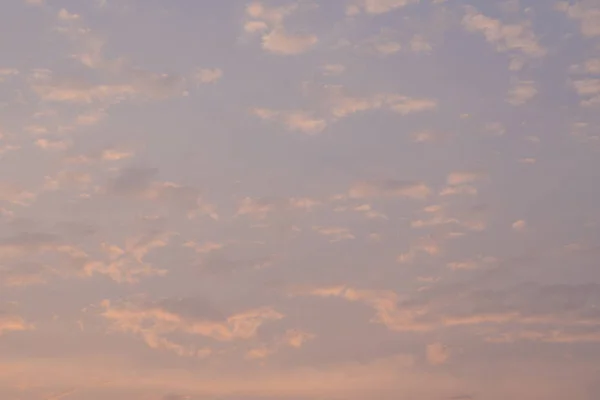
[1,0,600,399]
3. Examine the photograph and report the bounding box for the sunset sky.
[1,0,600,399]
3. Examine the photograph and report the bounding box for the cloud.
[106,167,218,219]
[485,122,506,136]
[244,20,269,33]
[246,2,298,26]
[194,68,223,84]
[322,86,437,118]
[101,298,283,355]
[440,171,485,197]
[35,138,72,151]
[0,182,36,205]
[74,109,107,126]
[298,286,434,332]
[349,180,431,199]
[410,35,433,53]
[313,226,356,242]
[31,68,186,104]
[236,196,321,219]
[32,79,136,104]
[0,68,19,82]
[58,8,80,21]
[261,29,318,55]
[572,79,600,106]
[0,313,33,335]
[283,329,314,348]
[556,1,600,37]
[244,2,317,55]
[447,256,497,271]
[246,328,314,360]
[107,167,158,196]
[570,58,600,75]
[446,171,485,186]
[350,0,419,15]
[512,219,526,231]
[321,64,346,76]
[411,204,486,232]
[462,6,546,58]
[236,197,278,219]
[426,342,450,365]
[374,40,402,55]
[184,241,224,255]
[63,147,134,164]
[252,108,327,134]
[92,230,174,283]
[0,262,50,287]
[508,80,537,105]
[397,236,441,264]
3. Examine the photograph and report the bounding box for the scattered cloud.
[348,180,432,199]
[0,313,33,335]
[508,80,537,105]
[426,342,450,365]
[252,108,327,134]
[194,68,223,84]
[512,219,526,231]
[462,6,546,58]
[572,79,600,106]
[321,64,346,76]
[556,1,600,37]
[58,8,80,21]
[262,29,318,55]
[349,0,419,15]
[313,226,356,242]
[101,298,283,355]
[244,2,318,55]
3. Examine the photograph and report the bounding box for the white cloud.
[462,6,546,58]
[252,108,327,134]
[520,157,536,164]
[556,1,600,37]
[426,342,450,365]
[508,80,537,105]
[0,68,19,82]
[246,2,297,26]
[33,80,136,103]
[261,29,318,55]
[410,35,433,53]
[485,122,506,136]
[194,68,223,84]
[244,2,317,55]
[351,0,419,15]
[184,241,224,255]
[512,220,526,231]
[374,40,402,55]
[35,138,72,151]
[313,226,356,242]
[412,130,437,143]
[321,64,346,76]
[322,86,437,118]
[349,180,432,199]
[58,8,80,21]
[101,299,283,355]
[388,96,438,115]
[572,79,600,106]
[244,20,269,33]
[0,182,36,205]
[446,171,485,186]
[570,58,600,75]
[0,314,33,335]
